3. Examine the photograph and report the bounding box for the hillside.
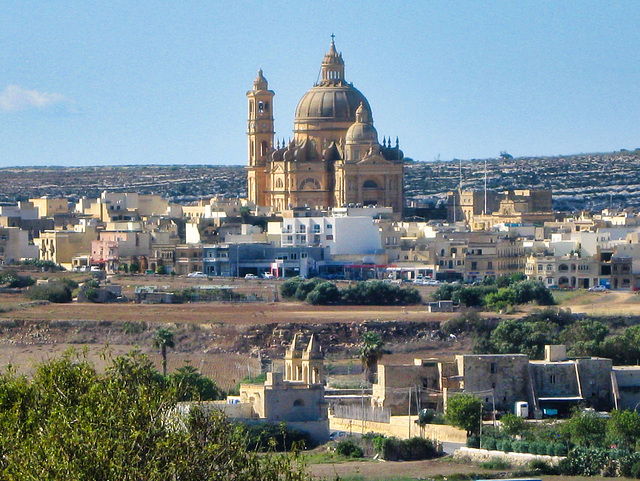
[2,150,640,211]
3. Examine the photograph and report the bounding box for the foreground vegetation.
[0,350,309,480]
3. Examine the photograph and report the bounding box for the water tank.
[515,401,529,418]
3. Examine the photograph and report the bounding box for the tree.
[500,413,528,436]
[358,331,384,384]
[170,364,223,401]
[0,351,310,480]
[487,318,558,359]
[560,409,607,448]
[153,328,175,376]
[606,409,640,449]
[445,393,483,436]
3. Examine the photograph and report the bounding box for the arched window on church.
[258,101,264,114]
[249,101,254,115]
[264,101,269,112]
[261,141,268,156]
[299,178,321,191]
[275,178,284,189]
[363,180,378,189]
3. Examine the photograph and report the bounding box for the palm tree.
[358,331,384,384]
[153,328,175,376]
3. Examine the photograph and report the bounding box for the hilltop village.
[5,40,640,480]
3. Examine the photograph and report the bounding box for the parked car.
[244,273,259,279]
[588,285,608,292]
[187,271,207,278]
[262,272,274,279]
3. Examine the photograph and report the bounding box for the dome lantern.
[320,36,345,85]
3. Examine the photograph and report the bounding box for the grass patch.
[305,450,369,465]
[479,457,511,470]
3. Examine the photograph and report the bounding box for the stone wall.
[454,446,564,467]
[329,414,467,443]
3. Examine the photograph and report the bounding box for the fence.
[333,404,390,423]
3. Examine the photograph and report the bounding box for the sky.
[1,1,639,167]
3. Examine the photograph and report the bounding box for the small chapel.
[246,38,405,213]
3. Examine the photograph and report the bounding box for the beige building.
[448,189,553,230]
[238,334,328,441]
[35,222,98,269]
[30,197,70,217]
[247,40,405,214]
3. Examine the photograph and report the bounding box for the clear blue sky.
[1,1,639,167]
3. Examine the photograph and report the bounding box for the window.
[549,374,556,384]
[363,180,378,189]
[490,362,497,374]
[301,253,308,258]
[487,261,493,270]
[313,224,320,233]
[471,261,478,270]
[258,101,264,113]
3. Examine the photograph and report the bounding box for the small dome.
[345,103,378,144]
[345,123,378,144]
[295,85,371,122]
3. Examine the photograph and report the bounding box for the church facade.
[246,40,405,214]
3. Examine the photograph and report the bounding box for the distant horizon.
[0,147,638,169]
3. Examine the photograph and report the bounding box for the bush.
[0,272,35,288]
[26,283,72,303]
[553,443,567,456]
[242,422,313,452]
[342,281,421,306]
[466,436,480,448]
[306,282,342,305]
[280,277,304,299]
[376,437,438,461]
[335,440,363,458]
[529,459,556,475]
[482,437,497,450]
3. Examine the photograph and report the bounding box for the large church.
[246,39,405,213]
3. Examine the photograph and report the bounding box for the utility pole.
[408,386,412,438]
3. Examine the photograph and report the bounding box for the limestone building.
[247,39,405,214]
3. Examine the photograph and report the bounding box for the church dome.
[294,39,372,123]
[295,86,371,122]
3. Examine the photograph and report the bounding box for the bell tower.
[246,69,275,206]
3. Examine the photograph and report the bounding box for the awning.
[538,396,583,402]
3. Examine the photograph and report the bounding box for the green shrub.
[306,282,342,305]
[553,443,567,456]
[335,440,363,458]
[377,436,438,461]
[280,277,304,299]
[529,459,556,474]
[242,422,313,452]
[26,283,72,303]
[467,436,480,448]
[482,437,497,450]
[479,458,511,470]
